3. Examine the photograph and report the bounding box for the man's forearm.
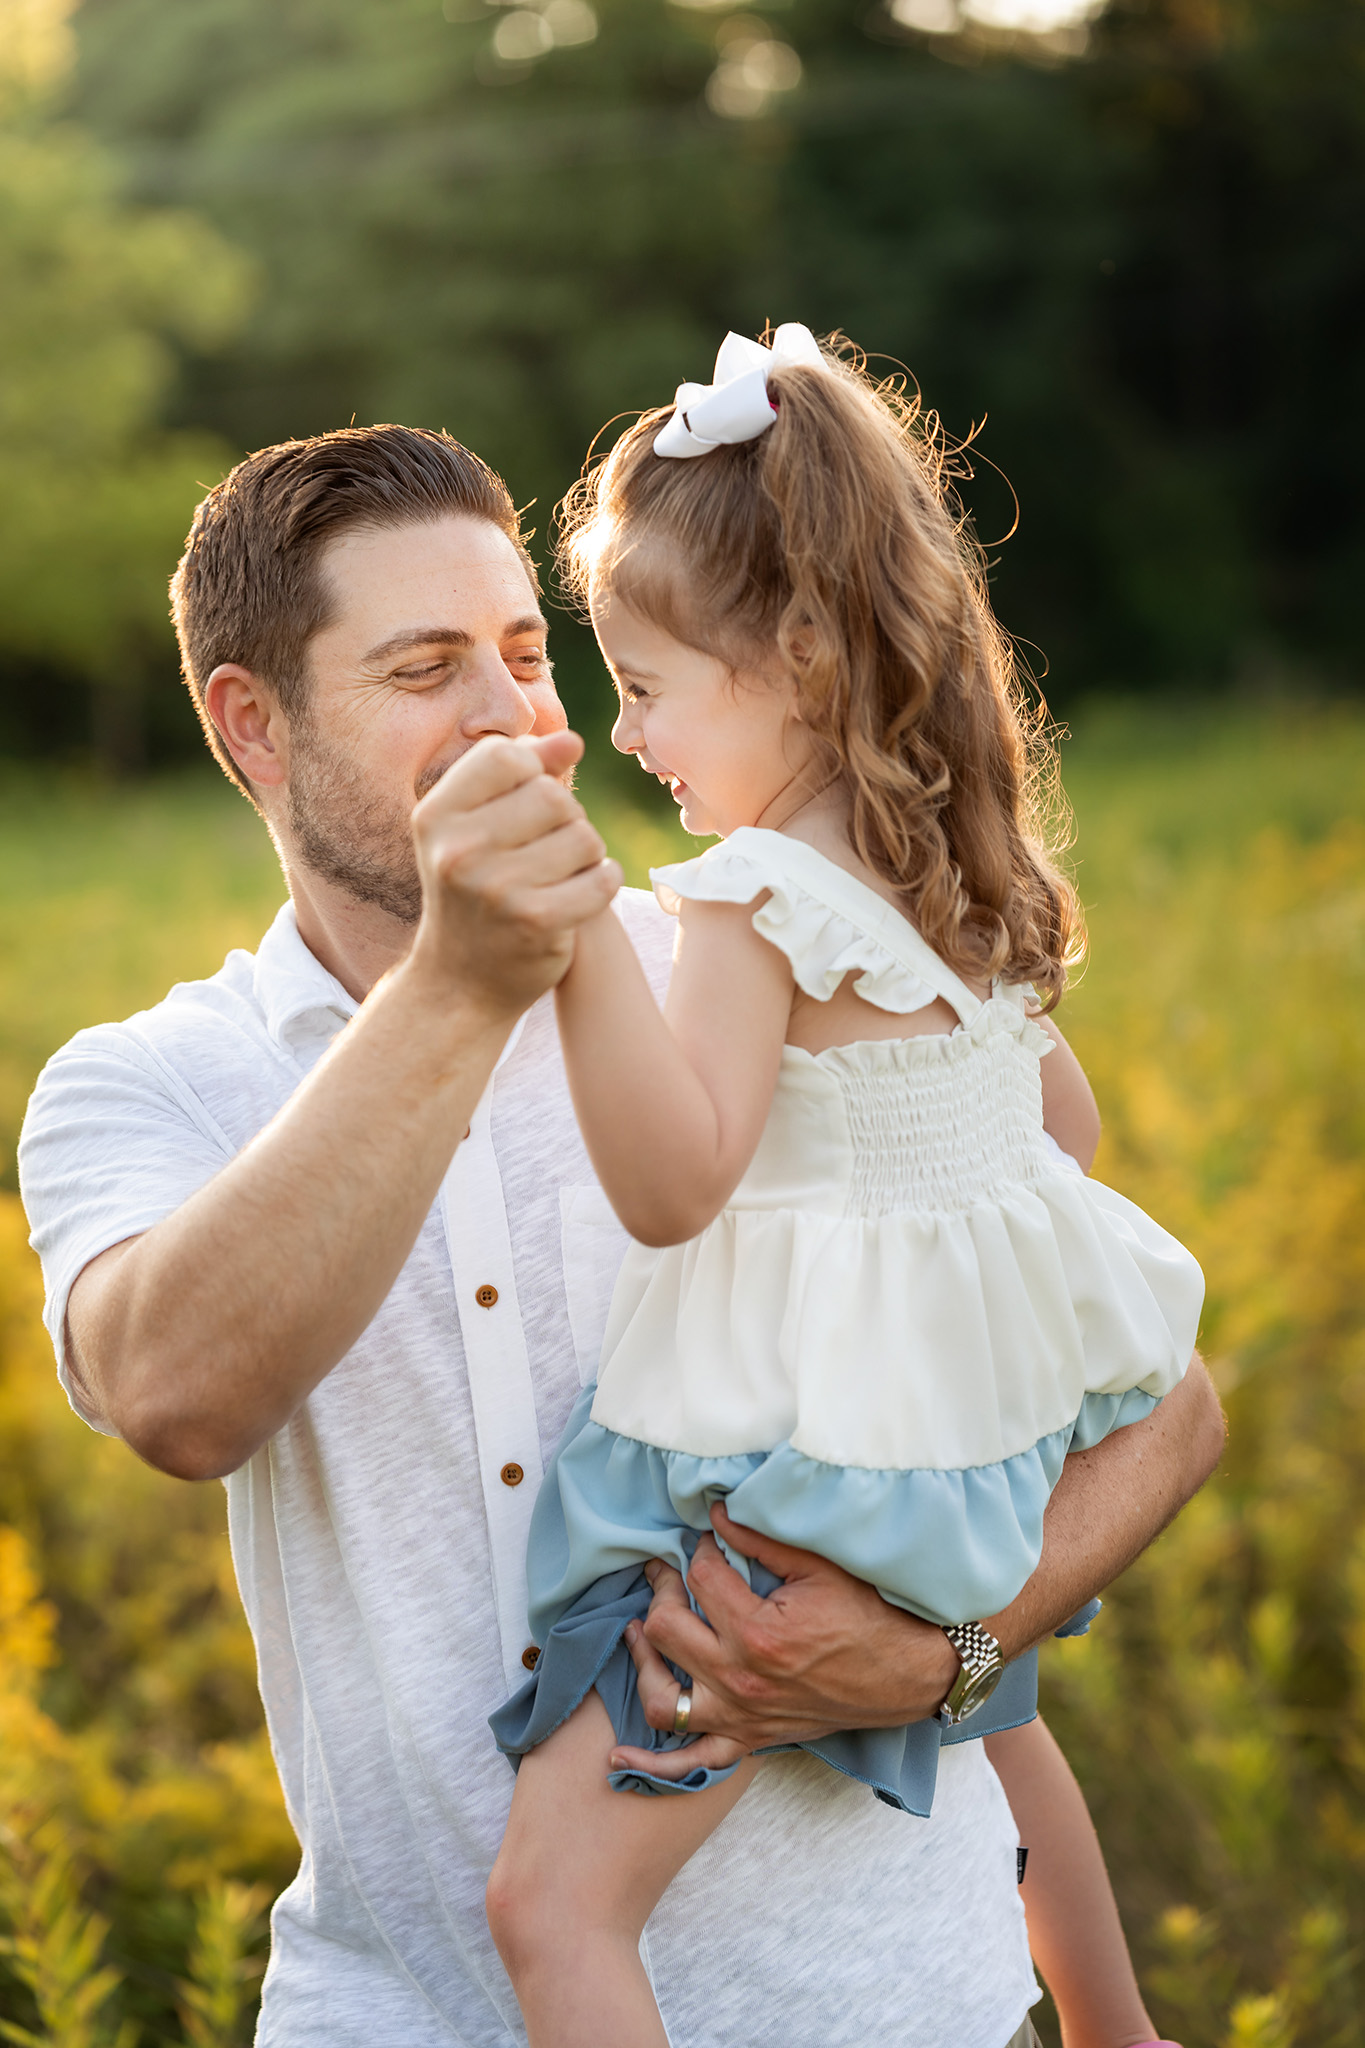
[984,1357,1225,1660]
[71,957,512,1480]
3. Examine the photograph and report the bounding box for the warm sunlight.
[891,0,1103,35]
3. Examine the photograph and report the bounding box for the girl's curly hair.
[558,333,1083,1009]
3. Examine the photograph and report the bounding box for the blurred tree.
[0,0,252,769]
[67,0,766,494]
[1082,0,1365,675]
[0,0,1342,773]
[61,0,781,757]
[754,0,1365,689]
[62,0,1365,724]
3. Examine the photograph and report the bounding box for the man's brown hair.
[170,424,529,789]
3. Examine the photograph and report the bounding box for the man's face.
[283,514,566,922]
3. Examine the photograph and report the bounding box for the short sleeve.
[650,835,943,1016]
[18,1026,236,1432]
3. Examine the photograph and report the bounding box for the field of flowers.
[1,702,1362,2045]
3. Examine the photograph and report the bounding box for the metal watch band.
[939,1620,1005,1725]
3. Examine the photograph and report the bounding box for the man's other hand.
[609,1506,958,1774]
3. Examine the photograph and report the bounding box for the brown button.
[475,1284,499,1308]
[521,1645,540,1670]
[500,1462,524,1487]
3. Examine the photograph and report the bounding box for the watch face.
[960,1666,1002,1714]
[946,1657,1005,1723]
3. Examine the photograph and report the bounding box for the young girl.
[487,326,1198,2047]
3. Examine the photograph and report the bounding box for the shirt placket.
[439,1028,545,1694]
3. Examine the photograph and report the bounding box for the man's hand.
[613,1358,1224,1768]
[408,730,619,1020]
[609,1511,957,1775]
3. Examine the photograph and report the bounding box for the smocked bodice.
[737,1001,1053,1221]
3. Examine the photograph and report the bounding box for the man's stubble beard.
[283,715,575,925]
[286,717,437,927]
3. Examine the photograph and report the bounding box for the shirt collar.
[248,900,531,1073]
[252,902,359,1050]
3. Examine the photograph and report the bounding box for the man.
[20,427,1222,2046]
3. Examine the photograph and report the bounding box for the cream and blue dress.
[491,830,1205,1814]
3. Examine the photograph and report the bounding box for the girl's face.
[593,593,816,838]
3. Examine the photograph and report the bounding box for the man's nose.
[460,652,539,739]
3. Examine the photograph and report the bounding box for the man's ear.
[203,665,288,787]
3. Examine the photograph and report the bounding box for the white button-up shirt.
[19,896,1035,2048]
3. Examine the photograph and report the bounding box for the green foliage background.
[0,0,1361,762]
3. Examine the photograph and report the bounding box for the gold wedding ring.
[671,1688,693,1737]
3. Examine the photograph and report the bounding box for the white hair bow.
[653,323,826,460]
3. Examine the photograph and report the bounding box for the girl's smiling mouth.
[639,751,684,798]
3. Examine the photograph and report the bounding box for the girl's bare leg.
[986,1717,1159,2048]
[487,1691,759,2048]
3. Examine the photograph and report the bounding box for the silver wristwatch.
[938,1620,1006,1725]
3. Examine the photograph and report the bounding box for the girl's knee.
[486,1838,594,1977]
[485,1842,540,1970]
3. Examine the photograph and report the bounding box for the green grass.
[0,773,283,1190]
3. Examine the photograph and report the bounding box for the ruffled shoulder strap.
[649,828,984,1021]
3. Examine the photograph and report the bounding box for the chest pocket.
[559,1186,631,1387]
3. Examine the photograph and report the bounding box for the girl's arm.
[985,1717,1159,2048]
[554,897,794,1246]
[1005,1042,1168,2044]
[1038,1018,1101,1171]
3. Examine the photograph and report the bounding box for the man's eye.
[393,663,446,685]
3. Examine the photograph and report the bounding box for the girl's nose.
[611,706,640,755]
